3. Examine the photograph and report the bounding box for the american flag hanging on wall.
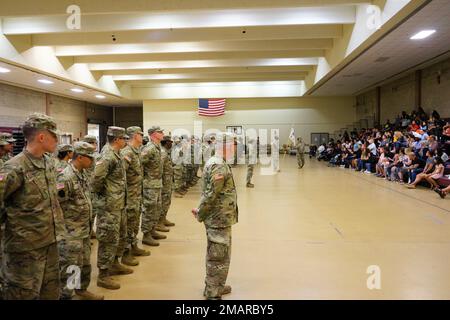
[198,98,226,117]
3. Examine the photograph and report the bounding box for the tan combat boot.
[75,289,104,300]
[246,183,254,188]
[142,233,160,246]
[155,222,170,232]
[97,269,120,290]
[131,244,151,256]
[151,229,167,239]
[110,258,134,275]
[221,285,232,295]
[121,250,139,266]
[162,217,175,227]
[174,191,184,198]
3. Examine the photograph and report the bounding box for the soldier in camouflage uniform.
[121,127,150,267]
[82,135,100,239]
[172,136,186,198]
[0,133,16,165]
[192,133,238,300]
[160,136,176,228]
[295,137,306,169]
[246,137,257,188]
[57,142,104,300]
[0,134,15,297]
[55,144,74,174]
[0,113,65,300]
[141,126,166,246]
[92,126,132,290]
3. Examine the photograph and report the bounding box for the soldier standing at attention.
[0,133,15,297]
[160,136,176,229]
[295,137,306,169]
[0,113,64,300]
[57,142,104,300]
[82,135,100,239]
[92,126,132,290]
[55,144,74,174]
[191,133,238,300]
[141,126,166,246]
[172,136,187,198]
[246,137,257,188]
[121,127,150,267]
[0,133,16,165]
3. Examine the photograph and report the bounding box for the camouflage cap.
[24,113,59,136]
[82,135,98,144]
[127,126,144,136]
[148,125,163,135]
[73,141,96,158]
[0,132,16,144]
[57,144,74,153]
[107,126,128,138]
[162,135,173,142]
[0,136,8,146]
[173,136,181,143]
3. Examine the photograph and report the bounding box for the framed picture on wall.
[226,126,243,135]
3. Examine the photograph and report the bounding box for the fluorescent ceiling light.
[95,94,106,99]
[410,30,436,40]
[0,67,11,73]
[70,88,84,93]
[38,79,54,84]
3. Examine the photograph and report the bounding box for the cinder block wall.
[0,82,113,140]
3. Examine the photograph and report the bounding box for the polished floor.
[89,156,450,300]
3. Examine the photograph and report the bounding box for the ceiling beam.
[55,39,333,56]
[112,72,308,82]
[3,6,356,34]
[88,58,318,71]
[102,66,314,76]
[73,50,325,64]
[31,25,343,46]
[0,0,371,16]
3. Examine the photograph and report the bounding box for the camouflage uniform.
[81,136,100,226]
[295,139,305,168]
[172,139,184,192]
[161,138,174,221]
[196,141,238,300]
[92,128,128,270]
[55,144,73,175]
[121,130,144,250]
[246,140,257,186]
[141,137,163,236]
[56,142,96,299]
[0,113,64,300]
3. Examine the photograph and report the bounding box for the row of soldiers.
[0,113,208,300]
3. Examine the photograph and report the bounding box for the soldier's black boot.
[142,233,160,246]
[121,250,139,266]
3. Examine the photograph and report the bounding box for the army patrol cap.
[107,126,129,139]
[73,141,96,158]
[57,144,74,153]
[82,135,98,144]
[0,132,16,144]
[127,126,144,136]
[24,113,59,136]
[0,135,8,146]
[173,136,181,143]
[148,125,164,135]
[162,135,173,142]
